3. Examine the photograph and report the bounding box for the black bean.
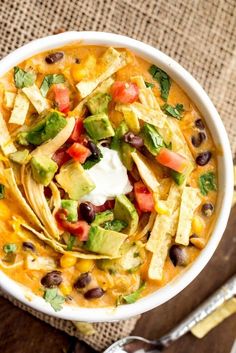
[191,132,206,147]
[22,241,35,252]
[45,52,64,64]
[169,245,189,267]
[74,272,92,289]
[196,151,212,166]
[87,141,100,159]
[202,203,214,217]
[195,119,205,130]
[123,132,144,148]
[79,202,95,223]
[100,139,111,148]
[75,58,80,64]
[41,271,62,288]
[84,287,104,299]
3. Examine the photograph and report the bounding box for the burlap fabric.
[0,0,235,351]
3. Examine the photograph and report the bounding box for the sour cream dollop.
[80,146,133,206]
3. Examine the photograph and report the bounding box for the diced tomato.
[92,200,115,213]
[156,148,188,173]
[69,117,84,142]
[111,81,139,104]
[52,146,71,167]
[53,84,70,113]
[134,181,154,212]
[55,209,90,241]
[66,142,91,163]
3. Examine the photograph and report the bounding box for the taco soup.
[0,45,217,311]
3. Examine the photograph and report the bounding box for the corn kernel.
[155,200,171,215]
[76,259,94,273]
[60,254,77,268]
[59,282,73,296]
[71,55,96,82]
[192,215,205,235]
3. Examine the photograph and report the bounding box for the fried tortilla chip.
[9,91,29,125]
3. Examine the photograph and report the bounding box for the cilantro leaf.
[117,282,146,305]
[0,184,5,199]
[144,81,154,88]
[103,220,127,232]
[162,103,184,119]
[199,172,217,196]
[149,65,171,101]
[14,66,36,89]
[44,288,65,312]
[83,145,103,169]
[3,243,17,253]
[40,74,65,97]
[66,235,76,251]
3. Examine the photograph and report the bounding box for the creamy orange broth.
[0,45,217,308]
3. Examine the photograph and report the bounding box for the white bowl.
[0,32,233,322]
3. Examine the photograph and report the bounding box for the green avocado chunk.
[97,242,143,273]
[92,210,114,226]
[85,225,127,257]
[103,219,127,232]
[83,112,115,140]
[120,142,135,171]
[114,195,139,235]
[86,93,111,115]
[56,161,95,201]
[61,199,78,222]
[30,155,58,186]
[110,121,129,151]
[17,110,67,146]
[9,149,31,165]
[141,123,164,155]
[171,170,186,186]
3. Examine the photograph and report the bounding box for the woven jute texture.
[0,0,236,351]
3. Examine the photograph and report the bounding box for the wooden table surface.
[0,207,235,353]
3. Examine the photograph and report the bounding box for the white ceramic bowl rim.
[0,31,233,322]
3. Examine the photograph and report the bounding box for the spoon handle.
[159,274,236,347]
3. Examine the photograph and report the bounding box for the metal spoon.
[104,274,236,353]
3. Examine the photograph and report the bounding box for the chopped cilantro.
[144,81,154,88]
[66,235,76,251]
[162,103,184,119]
[3,243,17,253]
[117,282,146,305]
[14,66,36,89]
[149,65,171,101]
[44,288,65,312]
[199,172,217,196]
[40,74,65,97]
[0,184,5,199]
[103,220,127,232]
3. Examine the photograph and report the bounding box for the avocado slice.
[110,121,129,151]
[171,170,186,185]
[97,242,143,273]
[86,93,111,115]
[30,155,58,186]
[83,112,115,140]
[85,225,127,257]
[120,142,135,171]
[9,149,31,165]
[92,210,114,226]
[141,123,164,155]
[103,219,127,232]
[56,161,95,200]
[17,110,67,146]
[114,195,139,235]
[61,199,78,222]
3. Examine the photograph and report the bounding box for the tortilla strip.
[191,298,236,339]
[72,77,114,116]
[76,47,127,98]
[131,151,159,192]
[146,183,181,251]
[148,233,172,280]
[131,76,160,110]
[4,91,16,109]
[22,84,50,113]
[32,117,75,157]
[133,212,156,241]
[0,111,17,155]
[9,91,29,125]
[175,186,202,246]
